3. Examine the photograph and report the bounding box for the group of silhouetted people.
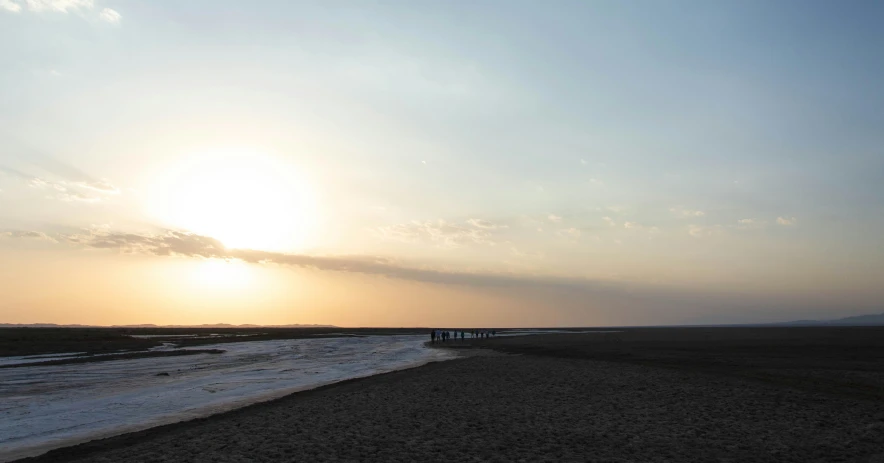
[429,329,497,343]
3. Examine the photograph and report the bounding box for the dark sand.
[16,328,884,462]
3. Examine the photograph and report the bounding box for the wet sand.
[16,328,884,462]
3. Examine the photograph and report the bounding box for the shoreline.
[2,337,458,462]
[5,357,463,463]
[12,328,884,462]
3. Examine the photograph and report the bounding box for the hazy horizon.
[2,1,883,327]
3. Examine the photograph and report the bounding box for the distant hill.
[0,323,338,328]
[779,313,884,326]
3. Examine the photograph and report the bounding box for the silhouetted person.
[430,330,436,343]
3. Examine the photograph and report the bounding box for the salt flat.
[0,335,454,462]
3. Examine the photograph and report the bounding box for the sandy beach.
[15,328,884,463]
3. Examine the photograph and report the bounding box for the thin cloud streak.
[8,227,686,297]
[0,230,57,242]
[1,164,118,202]
[376,219,501,248]
[3,226,873,325]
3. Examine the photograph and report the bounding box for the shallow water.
[0,335,454,461]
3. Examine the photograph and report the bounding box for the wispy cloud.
[602,216,616,227]
[97,6,118,23]
[2,226,857,326]
[28,177,67,191]
[58,191,102,203]
[0,230,57,242]
[376,219,502,248]
[510,247,545,260]
[48,227,541,286]
[688,224,724,238]
[6,227,682,298]
[63,229,225,257]
[1,0,121,23]
[73,179,119,194]
[736,218,766,230]
[0,0,21,12]
[777,216,797,226]
[2,164,118,203]
[670,207,705,218]
[624,222,660,235]
[25,175,117,202]
[557,227,581,238]
[24,0,93,13]
[547,214,562,223]
[466,218,504,230]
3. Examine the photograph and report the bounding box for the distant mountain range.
[0,323,338,328]
[3,314,884,328]
[778,313,884,326]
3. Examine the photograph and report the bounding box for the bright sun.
[149,148,317,252]
[192,258,254,290]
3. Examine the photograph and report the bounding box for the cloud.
[47,227,536,286]
[510,247,545,260]
[557,227,581,238]
[0,0,21,12]
[0,230,57,242]
[622,222,660,235]
[73,179,119,194]
[377,219,501,248]
[97,6,118,23]
[688,224,724,238]
[1,0,120,23]
[8,166,118,202]
[15,227,684,300]
[547,214,562,223]
[602,216,616,227]
[589,178,604,187]
[670,207,705,218]
[58,191,101,203]
[466,218,504,230]
[28,177,67,191]
[64,229,226,257]
[777,216,797,226]
[736,218,766,230]
[25,0,93,12]
[14,225,866,324]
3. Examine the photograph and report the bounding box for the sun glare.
[149,148,317,252]
[192,258,254,289]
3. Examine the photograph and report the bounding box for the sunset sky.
[1,1,882,327]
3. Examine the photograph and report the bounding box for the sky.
[1,0,883,327]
